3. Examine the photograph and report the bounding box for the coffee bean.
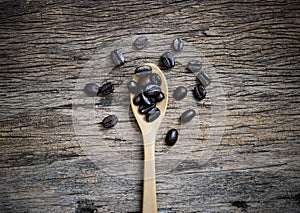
[84,83,99,97]
[150,73,162,86]
[127,80,141,94]
[135,65,152,77]
[102,115,118,128]
[141,92,154,106]
[111,49,125,66]
[133,36,148,50]
[197,71,211,88]
[172,38,183,52]
[187,60,202,72]
[133,93,142,105]
[137,75,152,89]
[146,107,161,122]
[154,92,164,102]
[97,82,114,97]
[161,52,175,69]
[144,84,161,97]
[139,103,156,114]
[173,86,188,101]
[193,84,206,101]
[180,109,196,124]
[165,128,178,146]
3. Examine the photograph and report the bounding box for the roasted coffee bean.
[144,84,161,97]
[187,60,202,72]
[173,86,188,101]
[127,80,141,94]
[133,36,148,50]
[102,115,118,128]
[172,38,183,52]
[135,65,152,77]
[180,109,196,124]
[197,71,211,88]
[139,103,156,114]
[111,49,125,66]
[150,73,162,86]
[146,107,161,122]
[161,52,175,69]
[165,128,178,146]
[141,92,154,105]
[154,92,165,102]
[97,82,114,97]
[84,83,99,97]
[133,93,142,105]
[193,84,206,101]
[137,75,152,89]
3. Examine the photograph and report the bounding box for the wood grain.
[0,0,299,212]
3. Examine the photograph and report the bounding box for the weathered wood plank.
[0,0,299,212]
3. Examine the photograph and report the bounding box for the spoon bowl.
[130,63,168,213]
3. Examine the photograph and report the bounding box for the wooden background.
[0,0,299,212]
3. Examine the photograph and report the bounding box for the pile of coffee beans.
[127,65,165,122]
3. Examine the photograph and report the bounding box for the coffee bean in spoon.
[127,80,141,95]
[137,75,152,89]
[139,103,156,114]
[146,107,161,122]
[135,65,152,77]
[154,92,165,102]
[144,84,161,98]
[150,73,162,86]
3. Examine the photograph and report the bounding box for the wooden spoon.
[130,63,168,213]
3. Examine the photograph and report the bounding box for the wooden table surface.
[0,0,299,212]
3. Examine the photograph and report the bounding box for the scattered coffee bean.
[111,49,125,66]
[127,80,141,94]
[84,83,99,97]
[193,84,206,101]
[146,107,161,122]
[187,60,202,72]
[150,73,162,86]
[97,82,114,97]
[102,115,118,128]
[165,128,178,146]
[173,86,188,101]
[135,65,152,77]
[180,109,196,124]
[154,92,165,102]
[139,103,156,114]
[133,93,142,105]
[144,84,161,97]
[197,71,211,88]
[172,38,183,52]
[161,52,175,69]
[133,36,148,50]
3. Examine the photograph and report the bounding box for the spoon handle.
[143,134,158,213]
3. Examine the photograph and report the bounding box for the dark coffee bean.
[193,84,206,101]
[137,75,152,89]
[84,83,99,97]
[141,92,154,105]
[146,107,161,122]
[150,73,162,86]
[165,128,178,146]
[180,109,196,124]
[144,84,161,97]
[135,65,152,77]
[127,80,141,94]
[172,38,183,52]
[111,49,125,66]
[102,115,118,128]
[154,92,165,102]
[133,93,142,105]
[139,103,155,114]
[161,52,175,69]
[133,36,148,50]
[173,86,188,101]
[97,82,114,97]
[197,71,211,88]
[187,60,202,72]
